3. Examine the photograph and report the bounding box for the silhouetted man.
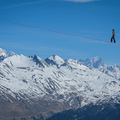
[111,29,116,43]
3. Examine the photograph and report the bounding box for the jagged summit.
[0,48,15,62]
[0,48,6,56]
[45,55,65,67]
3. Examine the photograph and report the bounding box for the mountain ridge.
[0,48,120,120]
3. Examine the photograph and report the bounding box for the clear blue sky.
[0,0,120,65]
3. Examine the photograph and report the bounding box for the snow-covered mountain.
[0,48,120,120]
[80,57,120,80]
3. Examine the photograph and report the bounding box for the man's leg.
[111,37,113,42]
[113,38,116,43]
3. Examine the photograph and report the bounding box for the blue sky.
[0,0,120,65]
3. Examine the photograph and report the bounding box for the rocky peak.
[45,55,65,68]
[33,55,49,68]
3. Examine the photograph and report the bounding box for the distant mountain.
[83,57,104,68]
[0,48,120,120]
[80,57,120,80]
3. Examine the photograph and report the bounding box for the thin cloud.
[64,0,99,3]
[0,0,49,9]
[0,0,99,9]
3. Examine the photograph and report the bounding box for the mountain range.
[0,48,120,120]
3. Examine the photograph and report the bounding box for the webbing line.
[0,18,119,44]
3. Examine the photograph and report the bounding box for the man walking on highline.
[111,29,116,43]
